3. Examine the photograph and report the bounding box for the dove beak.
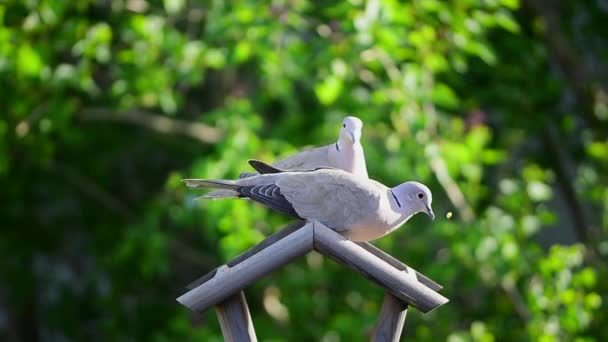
[425,205,435,221]
[348,131,356,144]
[347,129,361,144]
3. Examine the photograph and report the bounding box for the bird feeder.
[177,221,449,341]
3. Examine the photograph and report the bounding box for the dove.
[183,163,434,242]
[204,116,368,198]
[240,116,368,178]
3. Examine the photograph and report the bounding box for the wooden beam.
[372,294,408,342]
[186,221,306,290]
[313,221,449,313]
[356,242,443,292]
[215,291,258,342]
[177,222,314,313]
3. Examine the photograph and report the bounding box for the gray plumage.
[184,167,434,242]
[206,116,368,198]
[240,116,368,178]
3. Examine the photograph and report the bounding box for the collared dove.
[205,116,368,198]
[184,163,434,242]
[240,116,368,178]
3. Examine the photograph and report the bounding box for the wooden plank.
[371,294,408,342]
[177,222,314,313]
[313,221,449,313]
[356,242,443,292]
[215,291,258,342]
[186,221,306,290]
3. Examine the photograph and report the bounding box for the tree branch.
[541,124,591,242]
[501,279,532,323]
[421,72,476,223]
[428,155,475,223]
[51,161,135,220]
[523,0,608,130]
[169,238,216,268]
[80,108,223,144]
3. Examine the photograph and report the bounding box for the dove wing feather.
[272,145,331,170]
[239,184,301,218]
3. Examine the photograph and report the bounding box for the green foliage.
[1,0,607,341]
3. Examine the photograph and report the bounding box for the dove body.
[184,168,433,242]
[205,116,368,199]
[243,116,368,178]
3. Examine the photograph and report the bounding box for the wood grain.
[215,291,258,342]
[177,222,314,313]
[186,221,306,290]
[356,242,443,292]
[371,294,408,342]
[313,221,448,313]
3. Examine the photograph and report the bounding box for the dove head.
[391,181,434,220]
[339,116,363,145]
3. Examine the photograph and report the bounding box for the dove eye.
[343,124,346,128]
[417,193,424,199]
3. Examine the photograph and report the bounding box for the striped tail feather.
[183,179,241,199]
[201,189,242,199]
[182,178,237,189]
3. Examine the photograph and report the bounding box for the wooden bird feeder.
[177,221,449,341]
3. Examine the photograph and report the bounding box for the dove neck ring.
[391,190,402,208]
[335,139,357,152]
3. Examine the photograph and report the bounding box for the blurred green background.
[1,0,607,341]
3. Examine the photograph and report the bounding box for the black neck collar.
[391,190,402,208]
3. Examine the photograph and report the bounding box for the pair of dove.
[185,116,434,242]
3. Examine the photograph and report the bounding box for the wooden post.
[216,291,258,342]
[372,268,418,341]
[313,221,448,313]
[177,220,450,340]
[371,294,408,342]
[178,222,314,312]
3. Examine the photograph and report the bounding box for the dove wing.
[272,145,331,170]
[239,183,301,218]
[277,170,384,230]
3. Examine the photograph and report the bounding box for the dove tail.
[202,189,242,199]
[183,179,242,199]
[183,179,238,190]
